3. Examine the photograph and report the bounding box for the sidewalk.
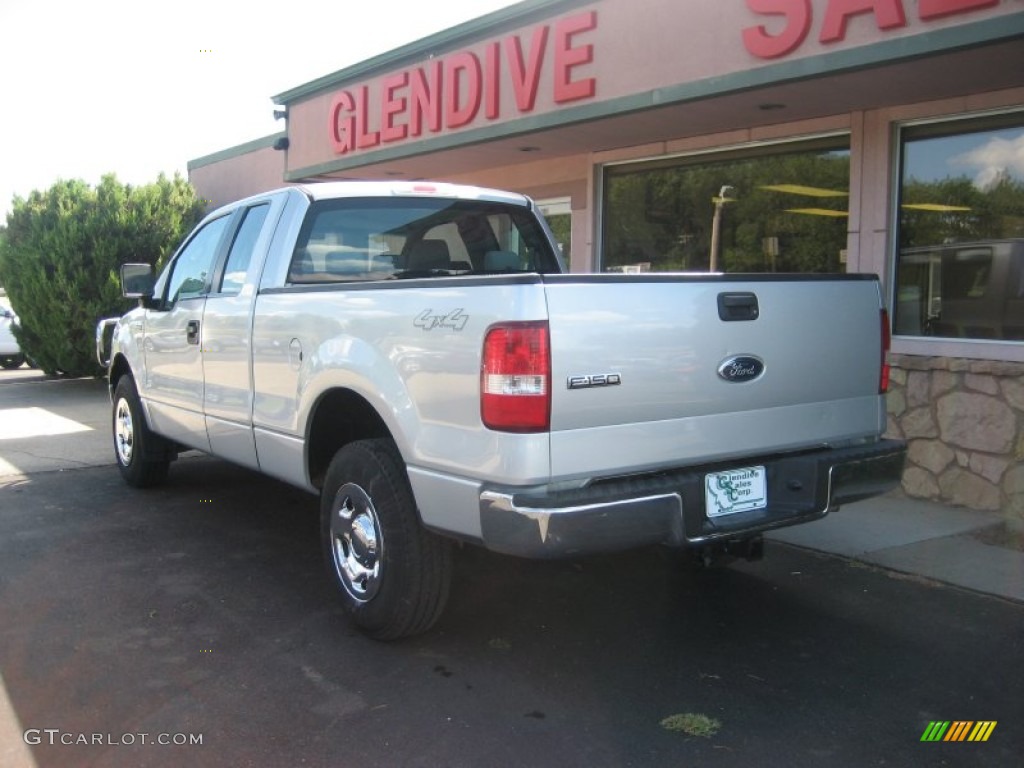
[0,369,110,477]
[767,494,1024,603]
[2,367,1022,604]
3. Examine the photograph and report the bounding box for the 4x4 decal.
[414,309,469,332]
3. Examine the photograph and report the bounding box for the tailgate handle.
[718,292,759,322]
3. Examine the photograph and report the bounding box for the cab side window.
[166,216,230,303]
[220,204,269,294]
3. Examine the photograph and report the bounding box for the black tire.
[321,439,452,640]
[0,354,24,369]
[112,375,172,488]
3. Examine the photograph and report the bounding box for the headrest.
[406,240,451,271]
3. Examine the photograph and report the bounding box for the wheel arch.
[108,353,133,393]
[306,387,394,490]
[108,354,175,455]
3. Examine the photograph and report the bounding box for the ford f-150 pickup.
[97,181,906,639]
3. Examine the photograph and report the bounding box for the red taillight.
[880,308,891,394]
[481,322,550,432]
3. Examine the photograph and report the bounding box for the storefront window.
[894,114,1024,340]
[602,141,850,273]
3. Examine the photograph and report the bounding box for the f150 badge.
[717,355,765,383]
[567,373,621,390]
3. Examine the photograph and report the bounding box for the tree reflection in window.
[166,215,230,303]
[602,141,850,274]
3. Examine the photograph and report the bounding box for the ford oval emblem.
[717,355,765,383]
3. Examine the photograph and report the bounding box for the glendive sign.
[329,11,598,156]
[743,0,1000,58]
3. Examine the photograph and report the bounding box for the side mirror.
[121,263,155,299]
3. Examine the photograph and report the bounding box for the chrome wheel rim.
[114,397,134,466]
[329,483,384,603]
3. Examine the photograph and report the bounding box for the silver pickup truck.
[97,181,905,639]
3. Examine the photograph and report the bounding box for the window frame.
[890,107,1024,360]
[214,203,271,296]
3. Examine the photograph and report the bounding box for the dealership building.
[188,0,1024,516]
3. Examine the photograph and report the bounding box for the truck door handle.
[718,292,759,322]
[186,320,200,345]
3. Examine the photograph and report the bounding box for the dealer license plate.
[705,466,767,518]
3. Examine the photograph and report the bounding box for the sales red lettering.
[354,86,379,150]
[554,10,597,103]
[507,26,549,111]
[484,42,501,120]
[329,91,355,155]
[820,0,906,43]
[327,11,598,155]
[409,61,442,138]
[919,0,998,20]
[446,52,482,128]
[380,72,409,143]
[742,0,812,59]
[743,0,1000,59]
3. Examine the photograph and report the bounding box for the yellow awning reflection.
[901,203,972,212]
[785,208,849,217]
[762,184,849,198]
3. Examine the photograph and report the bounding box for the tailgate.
[543,274,886,481]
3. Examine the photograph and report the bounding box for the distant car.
[0,306,26,369]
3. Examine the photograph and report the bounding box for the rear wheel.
[112,375,172,487]
[321,439,452,640]
[0,354,24,369]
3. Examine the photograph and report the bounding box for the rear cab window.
[287,197,559,284]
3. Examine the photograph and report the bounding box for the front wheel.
[112,375,172,488]
[0,354,24,369]
[321,439,452,640]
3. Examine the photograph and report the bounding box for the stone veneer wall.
[885,354,1024,520]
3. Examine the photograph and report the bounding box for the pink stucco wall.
[188,142,287,212]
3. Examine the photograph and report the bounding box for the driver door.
[142,214,231,452]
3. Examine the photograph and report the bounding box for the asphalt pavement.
[1,367,1022,767]
[1,366,1020,604]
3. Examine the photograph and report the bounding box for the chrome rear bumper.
[479,439,907,558]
